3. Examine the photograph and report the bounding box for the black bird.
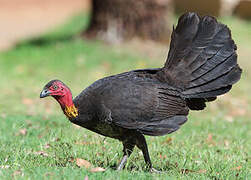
[40,12,242,172]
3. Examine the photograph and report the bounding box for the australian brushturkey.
[40,12,242,171]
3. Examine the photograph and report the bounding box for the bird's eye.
[52,85,58,90]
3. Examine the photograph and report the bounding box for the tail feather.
[158,12,242,110]
[189,39,236,82]
[183,66,241,97]
[188,53,237,89]
[186,97,216,110]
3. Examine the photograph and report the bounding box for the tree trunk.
[173,0,222,17]
[84,0,171,43]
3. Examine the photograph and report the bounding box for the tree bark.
[84,0,171,43]
[234,0,251,20]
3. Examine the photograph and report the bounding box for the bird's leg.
[117,142,135,171]
[135,133,161,173]
[135,134,152,168]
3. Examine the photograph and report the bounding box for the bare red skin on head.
[48,81,74,110]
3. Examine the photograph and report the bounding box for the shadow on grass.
[16,35,76,48]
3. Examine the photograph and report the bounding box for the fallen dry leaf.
[181,169,207,174]
[37,134,44,139]
[206,133,216,146]
[16,128,27,136]
[19,128,27,135]
[90,167,106,172]
[181,169,195,174]
[53,137,60,142]
[207,133,213,141]
[159,154,167,159]
[197,169,207,173]
[68,157,75,163]
[34,151,48,157]
[232,166,242,170]
[224,140,230,148]
[44,143,51,149]
[162,137,172,145]
[76,158,91,168]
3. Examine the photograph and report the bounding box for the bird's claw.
[116,166,123,171]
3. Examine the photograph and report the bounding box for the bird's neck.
[54,90,78,119]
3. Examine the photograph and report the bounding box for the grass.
[0,13,250,179]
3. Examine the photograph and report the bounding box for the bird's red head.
[40,80,78,118]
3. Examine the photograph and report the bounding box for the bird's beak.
[40,89,51,98]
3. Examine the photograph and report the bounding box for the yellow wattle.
[64,105,78,118]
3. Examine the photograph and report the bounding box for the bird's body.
[40,12,242,171]
[72,68,188,139]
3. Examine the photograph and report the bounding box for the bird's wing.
[96,73,189,136]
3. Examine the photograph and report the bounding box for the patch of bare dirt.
[0,0,90,51]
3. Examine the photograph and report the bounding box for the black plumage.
[40,12,242,171]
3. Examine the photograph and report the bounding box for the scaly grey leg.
[135,133,161,173]
[117,141,135,170]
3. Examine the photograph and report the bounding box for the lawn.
[0,14,250,179]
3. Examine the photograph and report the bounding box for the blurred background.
[0,0,250,116]
[0,0,250,178]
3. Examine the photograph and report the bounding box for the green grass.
[0,13,250,179]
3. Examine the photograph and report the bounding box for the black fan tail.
[157,12,242,110]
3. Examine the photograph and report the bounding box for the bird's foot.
[149,168,162,173]
[116,155,128,171]
[116,166,123,171]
